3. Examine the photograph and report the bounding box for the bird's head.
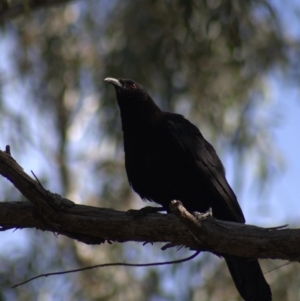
[104,77,151,104]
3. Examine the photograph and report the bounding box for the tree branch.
[169,200,300,261]
[0,148,300,261]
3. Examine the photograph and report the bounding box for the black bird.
[105,77,272,301]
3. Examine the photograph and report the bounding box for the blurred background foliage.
[0,0,300,300]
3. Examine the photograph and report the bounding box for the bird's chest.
[123,126,184,200]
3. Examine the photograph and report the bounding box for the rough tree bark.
[0,147,300,262]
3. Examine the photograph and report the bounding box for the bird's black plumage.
[105,77,272,301]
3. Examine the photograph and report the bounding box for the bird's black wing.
[166,114,245,223]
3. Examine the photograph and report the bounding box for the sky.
[241,0,300,225]
[238,74,300,225]
[266,78,300,224]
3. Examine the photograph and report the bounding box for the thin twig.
[12,251,200,289]
[264,262,291,274]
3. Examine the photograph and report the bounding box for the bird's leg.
[127,206,165,217]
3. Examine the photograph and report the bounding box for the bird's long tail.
[225,256,272,301]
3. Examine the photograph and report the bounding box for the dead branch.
[0,148,300,261]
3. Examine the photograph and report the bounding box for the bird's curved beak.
[104,77,123,88]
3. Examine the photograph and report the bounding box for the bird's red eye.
[128,83,137,89]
